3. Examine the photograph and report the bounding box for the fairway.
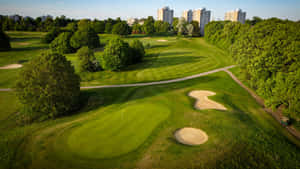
[1,71,299,169]
[0,32,233,88]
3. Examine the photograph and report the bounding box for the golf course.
[0,32,299,169]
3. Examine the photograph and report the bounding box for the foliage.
[154,21,170,33]
[143,16,155,35]
[92,20,105,34]
[14,51,80,122]
[41,27,61,44]
[129,40,145,63]
[191,21,200,37]
[105,22,113,33]
[132,23,143,34]
[177,17,187,36]
[0,30,11,51]
[77,46,100,72]
[77,19,91,31]
[70,27,100,50]
[100,37,131,71]
[172,17,179,32]
[112,22,130,36]
[246,16,263,26]
[186,24,194,36]
[66,22,78,33]
[50,32,74,54]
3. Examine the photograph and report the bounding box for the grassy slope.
[0,72,299,169]
[0,32,233,88]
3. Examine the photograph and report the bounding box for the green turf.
[0,72,299,169]
[0,32,233,88]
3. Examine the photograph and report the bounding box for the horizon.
[0,0,300,21]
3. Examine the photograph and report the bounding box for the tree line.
[205,17,300,120]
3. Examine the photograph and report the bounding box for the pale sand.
[174,127,208,146]
[188,90,227,110]
[157,39,168,42]
[0,64,23,69]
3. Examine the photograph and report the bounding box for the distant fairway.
[0,32,233,88]
[0,71,299,169]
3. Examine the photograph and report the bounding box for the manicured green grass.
[1,72,299,169]
[0,32,233,88]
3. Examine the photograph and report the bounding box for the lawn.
[0,32,233,88]
[0,71,299,169]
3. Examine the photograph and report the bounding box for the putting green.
[66,102,171,159]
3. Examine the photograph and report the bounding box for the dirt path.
[224,70,300,140]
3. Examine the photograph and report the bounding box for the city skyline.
[0,0,299,21]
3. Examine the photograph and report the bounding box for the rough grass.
[0,72,299,169]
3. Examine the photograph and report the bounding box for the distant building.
[9,15,21,22]
[127,18,138,26]
[225,9,246,24]
[192,8,211,35]
[41,15,53,22]
[182,10,193,23]
[157,6,174,25]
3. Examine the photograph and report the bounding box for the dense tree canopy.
[112,22,130,36]
[77,46,100,72]
[143,16,155,35]
[154,21,170,33]
[0,30,11,51]
[205,19,300,119]
[70,27,100,49]
[100,37,131,71]
[172,17,179,33]
[15,51,80,122]
[92,20,105,34]
[105,23,113,33]
[50,32,74,54]
[41,27,61,44]
[129,40,145,64]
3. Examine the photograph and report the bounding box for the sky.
[0,0,299,21]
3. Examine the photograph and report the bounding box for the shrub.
[0,30,11,51]
[100,37,131,71]
[77,46,100,72]
[41,27,61,43]
[50,32,74,54]
[15,51,80,122]
[70,27,100,50]
[129,40,145,63]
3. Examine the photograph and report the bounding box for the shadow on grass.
[12,46,48,52]
[10,37,41,42]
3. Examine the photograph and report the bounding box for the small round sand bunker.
[157,39,168,42]
[188,90,227,110]
[0,64,23,69]
[174,127,208,146]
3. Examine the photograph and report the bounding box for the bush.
[0,30,11,51]
[112,22,130,36]
[129,40,145,63]
[77,46,100,72]
[41,27,61,43]
[100,37,131,71]
[15,51,80,122]
[70,27,100,50]
[105,23,113,33]
[50,32,74,54]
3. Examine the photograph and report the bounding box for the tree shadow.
[10,37,41,42]
[12,46,48,52]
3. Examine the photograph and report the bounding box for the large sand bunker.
[157,39,168,42]
[174,127,208,146]
[0,64,23,69]
[188,90,227,110]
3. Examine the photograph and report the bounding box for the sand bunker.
[174,127,208,146]
[0,64,23,69]
[188,90,227,110]
[157,39,168,42]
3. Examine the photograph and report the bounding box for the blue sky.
[0,0,299,21]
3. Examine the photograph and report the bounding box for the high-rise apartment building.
[225,9,246,24]
[182,10,193,23]
[157,6,174,25]
[192,8,211,35]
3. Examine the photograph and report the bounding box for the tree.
[132,23,142,34]
[172,17,179,32]
[77,46,100,72]
[50,32,74,54]
[177,17,187,36]
[186,24,194,36]
[129,40,145,64]
[92,21,105,33]
[112,22,130,36]
[66,22,78,33]
[143,16,155,35]
[70,27,100,50]
[0,30,11,51]
[77,19,91,31]
[105,22,113,33]
[191,21,200,37]
[15,51,80,122]
[154,21,170,33]
[100,37,131,71]
[41,27,61,43]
